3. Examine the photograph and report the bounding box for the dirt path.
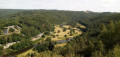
[32,33,44,41]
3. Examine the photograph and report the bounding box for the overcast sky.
[0,0,120,12]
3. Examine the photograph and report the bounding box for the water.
[2,38,73,57]
[57,38,73,44]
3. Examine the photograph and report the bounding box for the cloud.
[0,0,120,12]
[102,0,118,3]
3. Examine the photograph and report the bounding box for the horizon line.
[0,8,119,13]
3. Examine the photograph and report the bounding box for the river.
[2,37,73,57]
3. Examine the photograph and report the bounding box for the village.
[0,25,21,49]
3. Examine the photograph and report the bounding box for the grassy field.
[52,25,82,41]
[55,43,67,47]
[17,48,38,57]
[76,23,86,28]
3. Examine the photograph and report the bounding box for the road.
[32,33,44,41]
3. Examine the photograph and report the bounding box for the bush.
[64,35,67,37]
[34,41,54,53]
[34,42,49,53]
[0,46,3,50]
[9,28,15,32]
[58,30,60,33]
[53,35,55,38]
[45,37,51,42]
[42,35,45,38]
[45,31,50,35]
[56,34,59,36]
[14,25,18,29]
[63,28,66,32]
[70,33,73,36]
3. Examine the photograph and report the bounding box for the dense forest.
[0,9,120,57]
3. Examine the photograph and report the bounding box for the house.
[3,28,8,34]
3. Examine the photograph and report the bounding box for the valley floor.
[16,24,85,57]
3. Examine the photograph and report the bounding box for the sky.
[0,0,120,12]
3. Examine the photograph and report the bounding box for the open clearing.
[55,43,67,47]
[52,25,82,41]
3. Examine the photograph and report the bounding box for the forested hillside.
[0,9,23,17]
[0,9,120,57]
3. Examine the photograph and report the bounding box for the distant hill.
[0,9,23,17]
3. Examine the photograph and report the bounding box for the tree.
[7,37,12,43]
[31,53,34,57]
[34,42,49,53]
[0,30,4,35]
[100,24,107,33]
[63,28,66,32]
[0,45,3,55]
[58,30,60,33]
[14,25,18,29]
[45,31,50,35]
[0,46,3,50]
[0,30,1,35]
[45,37,51,42]
[48,42,54,51]
[53,35,55,38]
[56,34,59,36]
[9,28,15,32]
[42,35,45,38]
[108,20,114,32]
[64,35,67,37]
[70,33,73,36]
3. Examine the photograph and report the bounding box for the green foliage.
[63,28,66,32]
[56,34,59,36]
[70,33,73,36]
[9,28,15,32]
[57,30,60,33]
[11,33,22,42]
[34,41,54,53]
[0,10,120,57]
[64,35,67,37]
[0,33,29,45]
[44,31,50,35]
[0,45,4,55]
[0,36,8,44]
[14,25,18,29]
[21,26,40,37]
[10,40,33,50]
[42,35,45,38]
[34,42,49,53]
[99,21,120,51]
[53,35,55,38]
[0,46,3,50]
[0,9,22,17]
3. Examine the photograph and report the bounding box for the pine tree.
[101,23,107,33]
[108,20,114,32]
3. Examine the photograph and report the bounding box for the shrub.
[9,28,15,32]
[58,30,60,33]
[63,28,66,32]
[53,35,55,38]
[64,35,67,37]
